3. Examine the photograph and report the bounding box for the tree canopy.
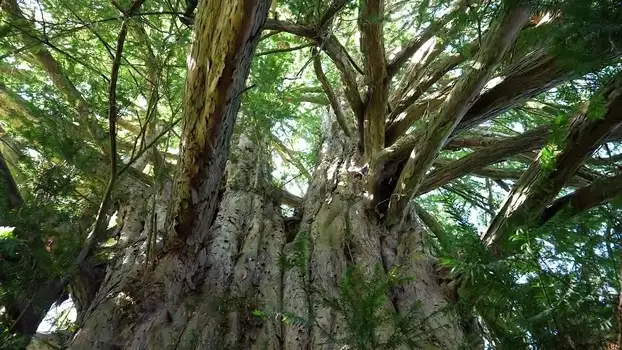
[1,0,622,348]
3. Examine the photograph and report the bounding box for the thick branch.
[323,36,365,129]
[359,0,388,156]
[385,95,445,145]
[414,202,449,251]
[312,49,352,138]
[588,152,622,165]
[278,188,304,207]
[539,172,622,225]
[386,0,467,77]
[483,75,622,251]
[421,123,622,195]
[444,135,500,150]
[454,42,621,137]
[389,40,479,122]
[386,7,529,223]
[173,0,270,240]
[419,126,549,194]
[514,148,602,184]
[454,53,573,136]
[263,19,317,38]
[383,49,593,161]
[256,42,315,56]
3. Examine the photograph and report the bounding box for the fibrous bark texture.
[70,121,466,349]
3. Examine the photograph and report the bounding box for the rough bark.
[26,331,71,350]
[69,182,167,349]
[538,172,622,225]
[55,2,542,348]
[69,121,466,350]
[172,135,286,349]
[287,120,465,349]
[69,258,107,325]
[483,73,622,250]
[386,7,530,223]
[172,0,270,241]
[359,0,389,157]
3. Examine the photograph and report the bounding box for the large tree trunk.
[69,117,468,349]
[279,120,467,349]
[66,0,468,348]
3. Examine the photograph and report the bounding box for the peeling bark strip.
[483,73,622,250]
[173,0,270,240]
[386,6,530,223]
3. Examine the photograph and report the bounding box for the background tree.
[0,0,621,349]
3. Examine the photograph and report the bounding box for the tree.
[0,0,622,349]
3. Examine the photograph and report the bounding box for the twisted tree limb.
[483,73,622,251]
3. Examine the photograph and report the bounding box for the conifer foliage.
[0,0,622,349]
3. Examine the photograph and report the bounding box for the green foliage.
[434,199,621,349]
[0,329,29,350]
[539,144,558,172]
[0,0,620,348]
[318,265,422,350]
[545,0,622,71]
[587,94,608,121]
